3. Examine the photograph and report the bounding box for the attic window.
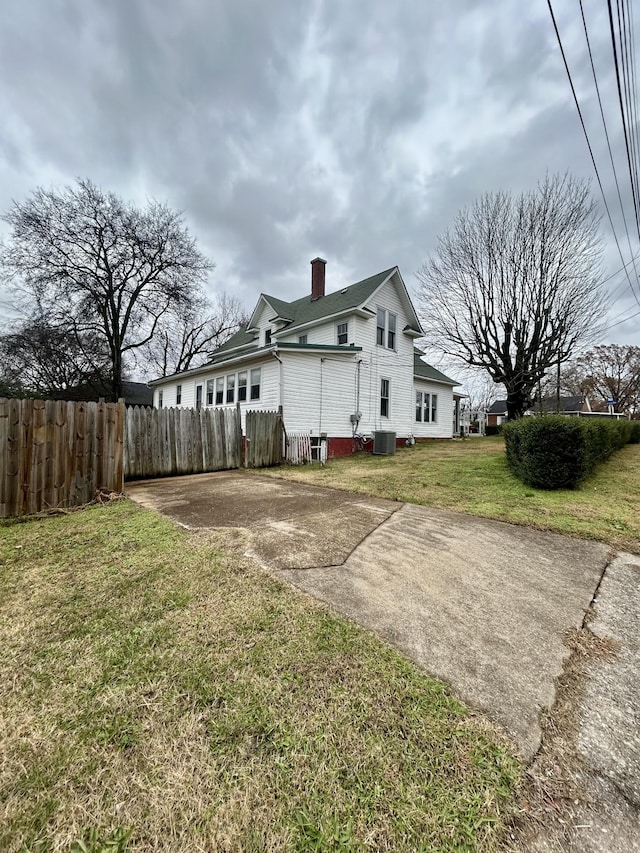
[336,322,348,345]
[298,334,308,345]
[265,328,272,345]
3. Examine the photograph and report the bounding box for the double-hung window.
[380,378,390,418]
[206,379,214,406]
[416,391,438,422]
[226,374,235,404]
[215,377,224,405]
[265,328,272,345]
[298,334,308,345]
[336,322,348,345]
[158,390,163,408]
[250,368,261,400]
[376,308,397,350]
[176,384,182,405]
[237,371,247,402]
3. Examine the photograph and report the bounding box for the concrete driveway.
[127,470,640,848]
[127,470,610,760]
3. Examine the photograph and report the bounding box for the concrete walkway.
[127,470,639,848]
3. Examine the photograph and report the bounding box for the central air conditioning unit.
[373,430,396,455]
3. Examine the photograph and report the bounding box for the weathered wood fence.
[1,399,287,517]
[0,398,124,518]
[125,405,242,479]
[285,432,312,464]
[245,409,284,468]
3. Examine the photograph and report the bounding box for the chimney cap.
[310,257,327,264]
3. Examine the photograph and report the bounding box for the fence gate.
[245,409,284,468]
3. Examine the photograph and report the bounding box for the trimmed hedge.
[503,416,635,490]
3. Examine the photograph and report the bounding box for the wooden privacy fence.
[125,405,242,479]
[0,397,124,518]
[245,409,284,468]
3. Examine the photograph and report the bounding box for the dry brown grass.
[0,502,520,852]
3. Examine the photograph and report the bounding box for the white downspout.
[271,347,284,411]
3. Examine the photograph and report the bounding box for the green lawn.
[0,502,520,853]
[261,437,640,553]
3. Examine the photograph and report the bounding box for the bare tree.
[0,179,213,401]
[0,316,109,396]
[140,292,247,376]
[417,174,605,420]
[573,345,640,416]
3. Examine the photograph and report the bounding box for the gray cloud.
[0,0,638,347]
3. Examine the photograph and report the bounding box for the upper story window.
[336,322,348,345]
[265,328,272,345]
[376,308,397,350]
[298,334,308,345]
[215,377,224,405]
[176,384,182,405]
[158,390,163,408]
[206,379,214,406]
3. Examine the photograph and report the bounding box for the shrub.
[485,424,503,436]
[503,416,634,490]
[629,421,640,444]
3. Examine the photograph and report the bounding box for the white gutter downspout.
[271,346,284,411]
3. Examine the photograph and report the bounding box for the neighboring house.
[487,395,623,425]
[486,400,509,427]
[54,380,154,407]
[149,259,461,457]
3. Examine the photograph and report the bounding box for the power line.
[579,0,640,301]
[607,0,640,246]
[601,306,640,331]
[547,0,640,304]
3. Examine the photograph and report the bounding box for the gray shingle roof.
[413,350,458,385]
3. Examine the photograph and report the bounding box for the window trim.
[415,390,438,423]
[250,367,261,401]
[226,373,235,404]
[237,371,247,402]
[206,379,214,406]
[215,377,224,406]
[380,377,390,419]
[376,307,397,351]
[336,321,348,346]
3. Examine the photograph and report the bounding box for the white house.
[149,259,461,458]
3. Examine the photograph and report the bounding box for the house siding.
[151,356,279,431]
[280,351,359,436]
[413,380,455,438]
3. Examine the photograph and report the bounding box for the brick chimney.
[310,257,326,300]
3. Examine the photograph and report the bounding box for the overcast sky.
[1,0,639,366]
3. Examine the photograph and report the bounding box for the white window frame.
[206,379,214,406]
[226,373,235,404]
[416,391,438,423]
[238,371,247,402]
[336,321,348,345]
[376,308,397,351]
[176,384,182,405]
[250,368,261,401]
[380,378,390,418]
[215,377,224,405]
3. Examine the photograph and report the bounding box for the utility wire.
[579,0,640,303]
[601,306,640,330]
[547,0,640,303]
[607,0,640,246]
[618,0,640,218]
